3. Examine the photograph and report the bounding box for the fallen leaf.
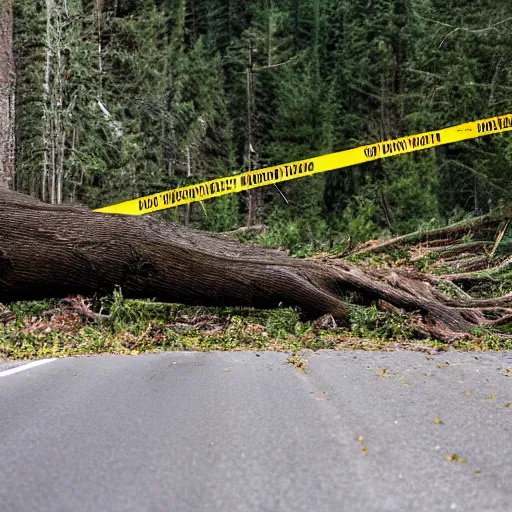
[465,392,472,397]
[361,446,368,454]
[434,418,443,424]
[445,454,467,463]
[356,436,364,443]
[490,394,496,400]
[505,403,511,408]
[378,369,388,377]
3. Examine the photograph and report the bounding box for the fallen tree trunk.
[1,189,511,341]
[0,189,352,320]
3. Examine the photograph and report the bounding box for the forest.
[3,0,511,240]
[1,0,512,356]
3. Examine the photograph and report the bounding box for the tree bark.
[0,0,15,189]
[1,189,511,341]
[0,188,350,320]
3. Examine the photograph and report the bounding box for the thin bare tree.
[43,0,67,204]
[0,0,15,189]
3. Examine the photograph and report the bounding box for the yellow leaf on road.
[445,454,467,463]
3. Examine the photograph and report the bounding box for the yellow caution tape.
[94,113,512,215]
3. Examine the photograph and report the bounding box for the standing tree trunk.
[246,43,255,227]
[0,0,15,189]
[42,0,53,202]
[1,188,511,342]
[42,0,67,204]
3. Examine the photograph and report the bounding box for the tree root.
[442,256,512,283]
[349,215,505,257]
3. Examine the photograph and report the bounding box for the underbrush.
[1,290,510,360]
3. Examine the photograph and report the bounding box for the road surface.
[1,350,511,511]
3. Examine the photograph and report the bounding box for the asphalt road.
[1,350,511,512]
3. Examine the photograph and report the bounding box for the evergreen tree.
[11,0,512,245]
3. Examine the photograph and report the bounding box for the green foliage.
[99,288,175,333]
[7,299,59,319]
[198,194,239,232]
[0,298,315,359]
[468,328,512,351]
[380,155,440,234]
[349,304,414,341]
[256,209,331,256]
[342,196,380,244]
